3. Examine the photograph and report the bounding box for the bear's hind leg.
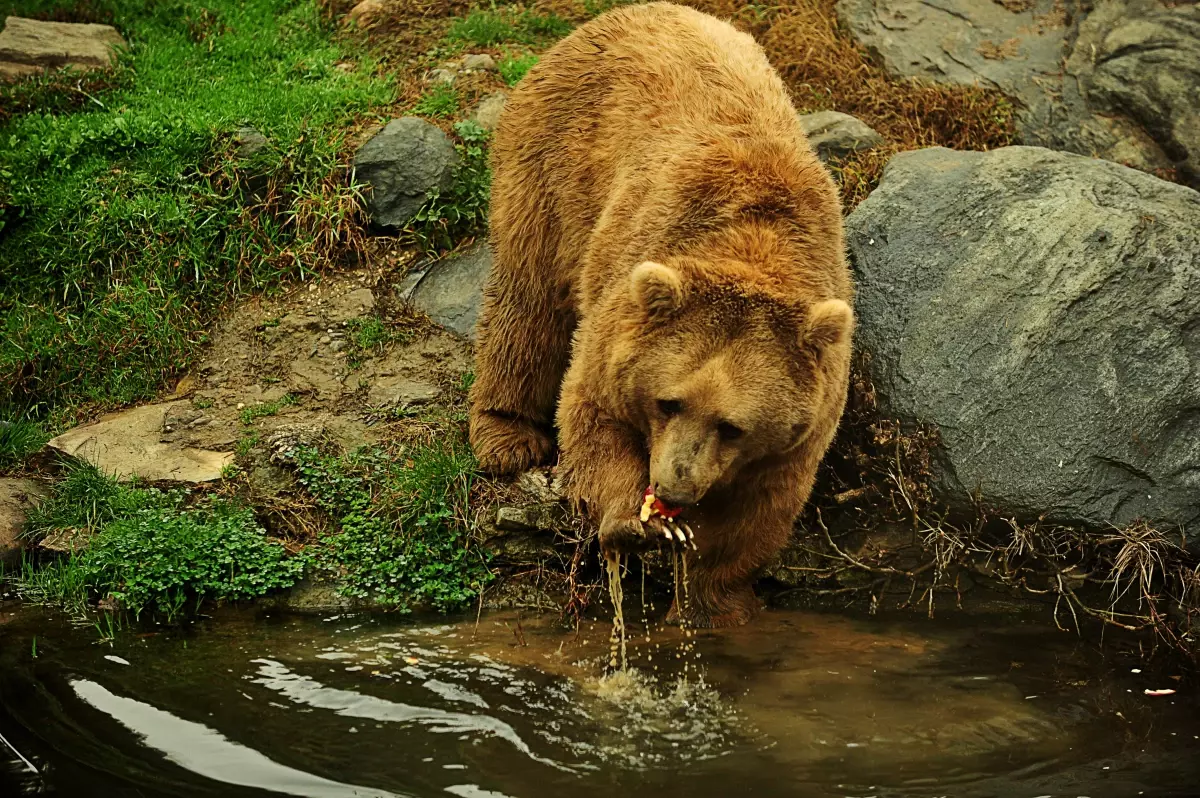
[468,180,573,475]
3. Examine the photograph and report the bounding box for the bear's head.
[614,260,853,507]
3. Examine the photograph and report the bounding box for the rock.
[265,424,327,463]
[404,242,491,339]
[345,0,386,26]
[428,67,456,85]
[0,16,126,79]
[846,145,1200,537]
[353,117,458,229]
[460,53,497,72]
[264,577,360,613]
[514,469,564,503]
[835,0,1065,97]
[495,503,570,533]
[248,463,295,498]
[366,375,440,408]
[798,110,885,161]
[0,479,46,565]
[46,402,234,483]
[834,0,1200,187]
[1067,0,1200,186]
[234,126,268,158]
[471,91,507,132]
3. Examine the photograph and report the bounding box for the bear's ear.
[803,299,853,351]
[631,261,685,321]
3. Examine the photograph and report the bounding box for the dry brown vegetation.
[330,0,1016,209]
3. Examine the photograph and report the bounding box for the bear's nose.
[654,483,698,507]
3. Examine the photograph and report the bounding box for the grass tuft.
[0,419,49,471]
[405,120,492,252]
[447,7,572,47]
[412,83,461,118]
[497,51,538,85]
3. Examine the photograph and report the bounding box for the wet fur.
[468,1,854,627]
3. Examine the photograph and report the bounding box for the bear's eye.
[718,421,744,441]
[658,399,683,417]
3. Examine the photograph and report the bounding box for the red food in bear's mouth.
[641,486,683,519]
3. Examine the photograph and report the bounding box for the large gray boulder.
[846,146,1200,538]
[353,117,458,229]
[835,0,1200,187]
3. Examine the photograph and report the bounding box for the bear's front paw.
[598,514,657,555]
[470,413,554,475]
[599,513,693,555]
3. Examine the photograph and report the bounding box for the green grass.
[239,393,298,425]
[447,7,572,47]
[0,0,394,419]
[411,83,460,118]
[344,314,411,368]
[406,120,492,252]
[0,419,49,471]
[288,440,491,612]
[497,52,538,86]
[16,464,303,619]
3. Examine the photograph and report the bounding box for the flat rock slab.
[798,110,885,161]
[847,145,1200,537]
[0,16,126,79]
[47,401,234,483]
[0,478,46,564]
[404,242,491,340]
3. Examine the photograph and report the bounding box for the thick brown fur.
[468,2,854,628]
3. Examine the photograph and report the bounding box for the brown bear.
[468,1,854,627]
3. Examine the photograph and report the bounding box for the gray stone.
[406,242,491,339]
[353,117,458,229]
[846,146,1200,537]
[428,67,456,85]
[0,479,46,565]
[798,110,885,161]
[0,16,126,79]
[514,469,564,503]
[460,53,497,72]
[834,0,1200,187]
[471,91,507,132]
[234,126,268,159]
[495,503,569,533]
[46,402,234,483]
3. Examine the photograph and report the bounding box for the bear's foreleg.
[556,383,665,554]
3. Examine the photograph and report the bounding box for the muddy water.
[1,603,1198,798]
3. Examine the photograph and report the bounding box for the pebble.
[320,335,332,344]
[461,53,497,71]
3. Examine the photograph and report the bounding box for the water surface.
[1,602,1197,797]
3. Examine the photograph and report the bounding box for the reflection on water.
[1,603,1198,798]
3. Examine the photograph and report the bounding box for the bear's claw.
[648,516,696,550]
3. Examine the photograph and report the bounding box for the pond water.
[1,600,1198,798]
